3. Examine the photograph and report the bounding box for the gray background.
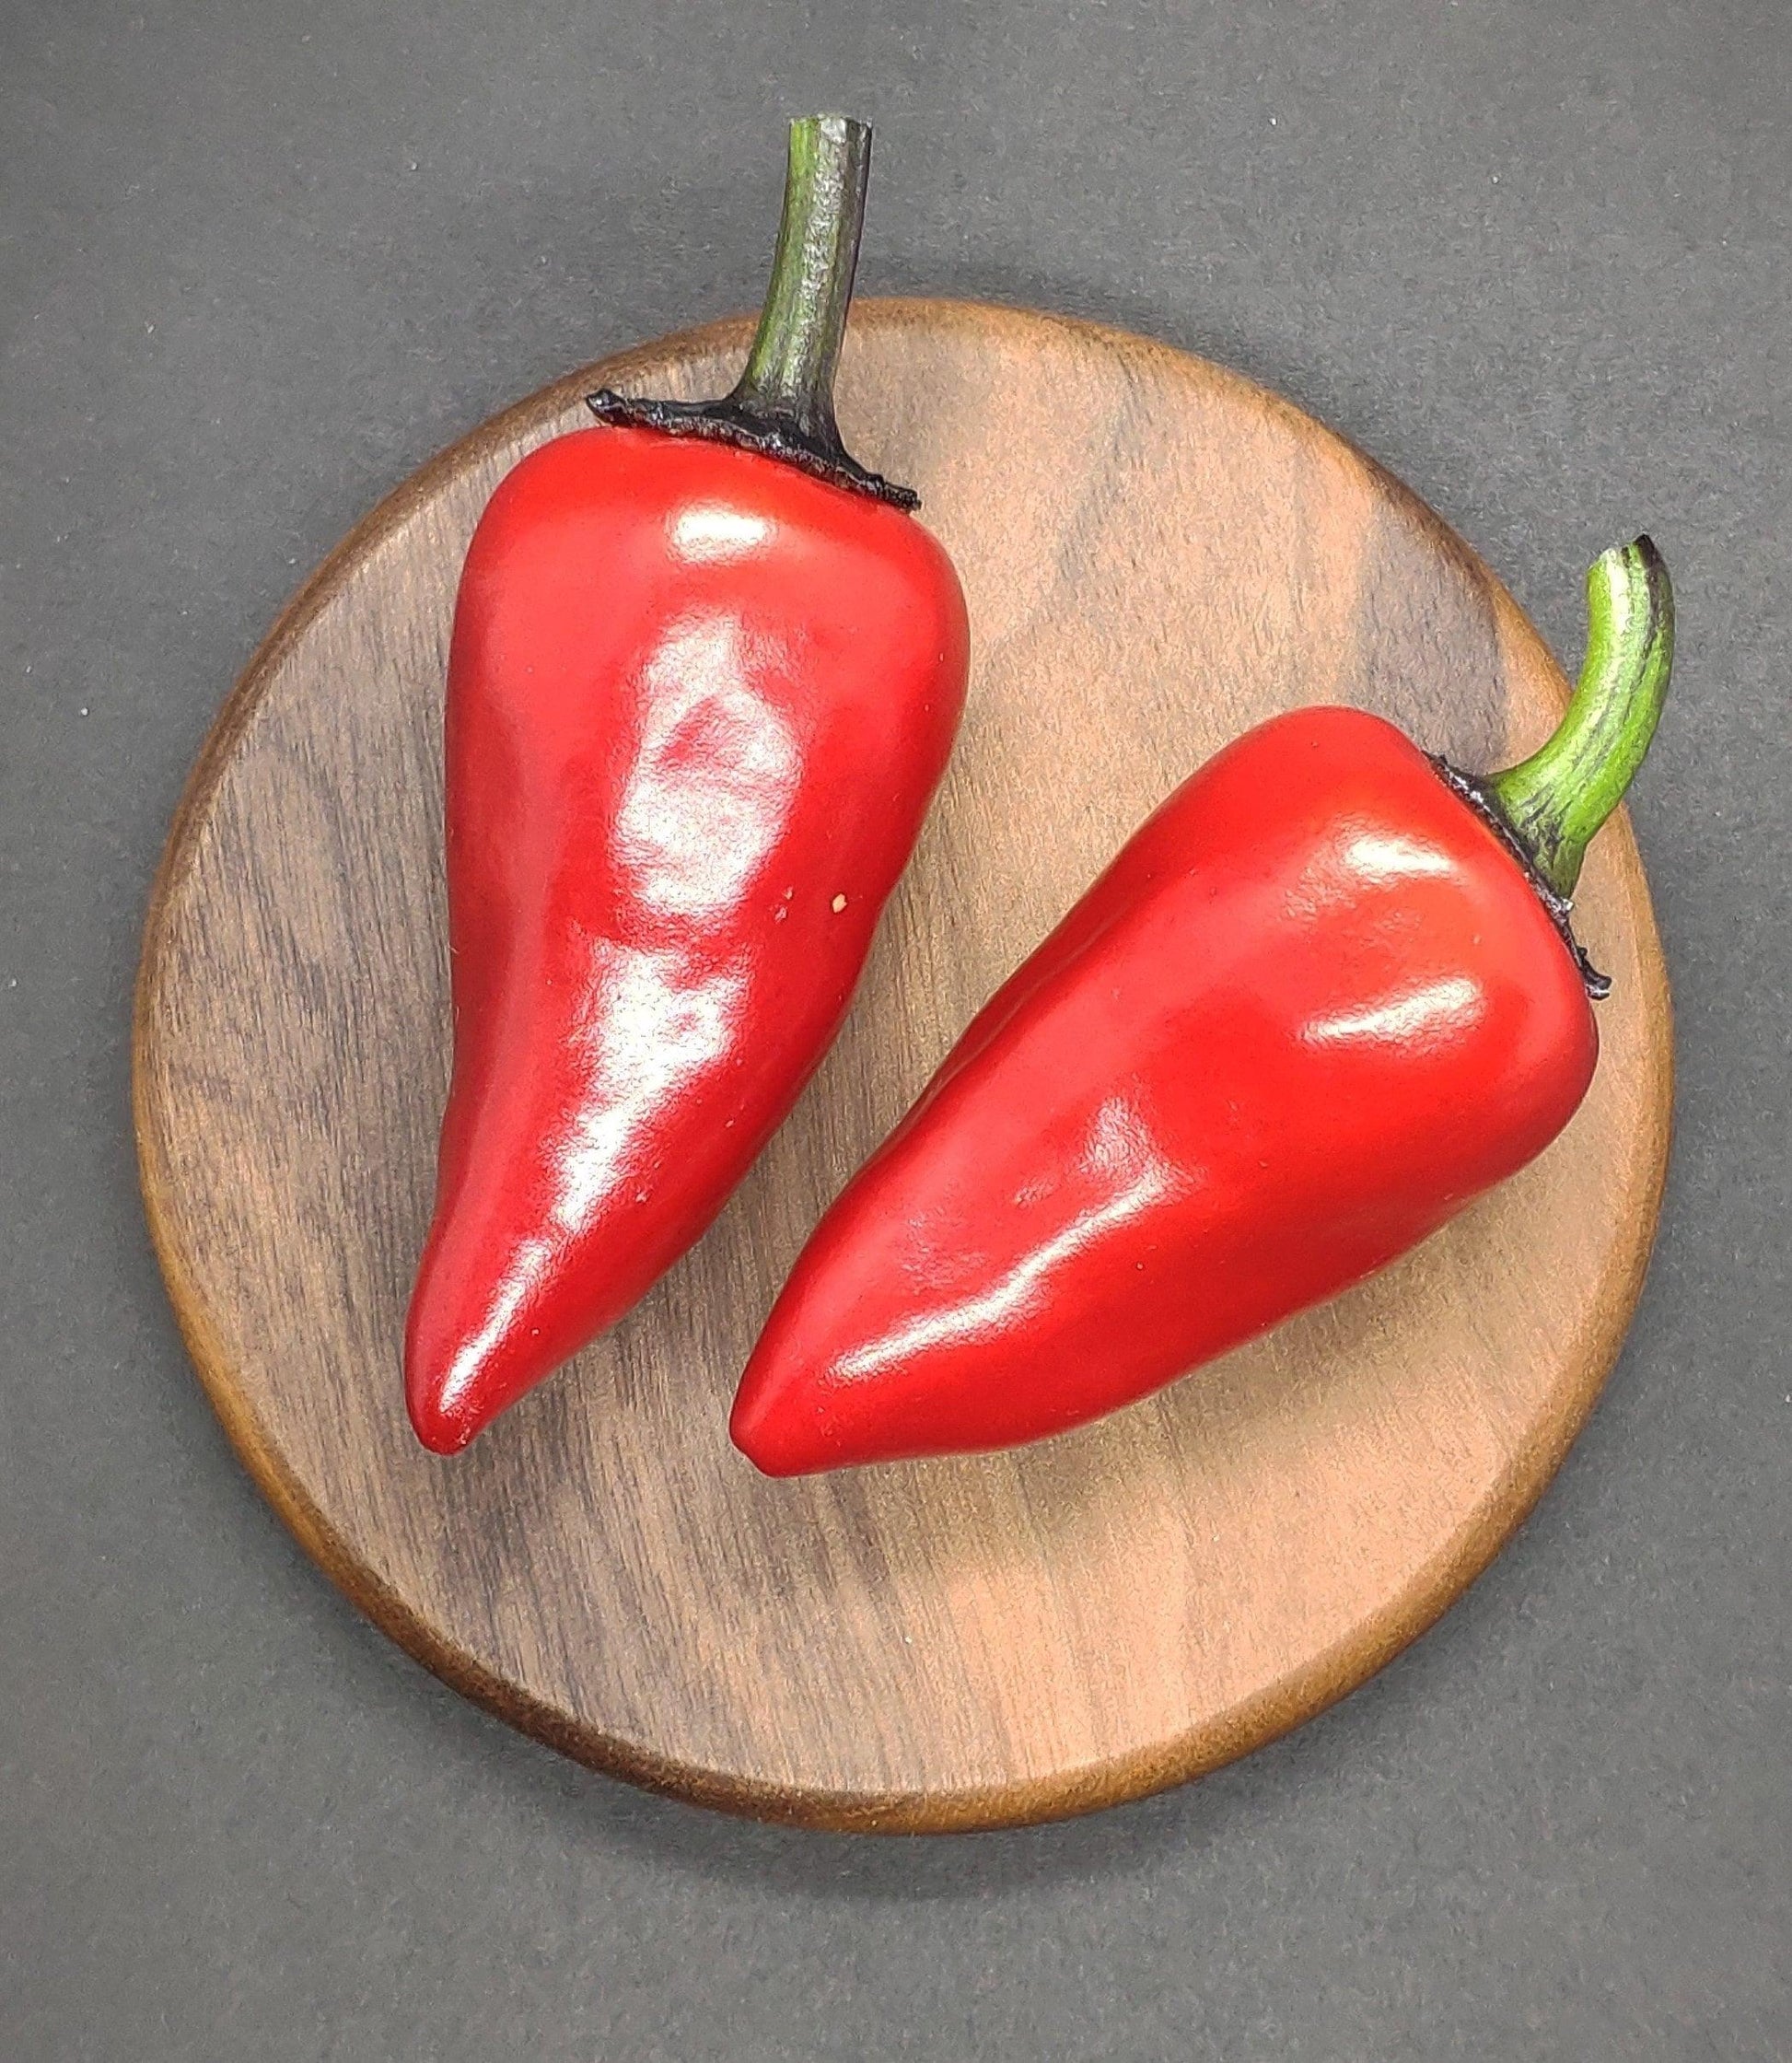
[4,0,1786,2056]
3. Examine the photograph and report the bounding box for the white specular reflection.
[1304,973,1484,1050]
[835,1098,1181,1381]
[436,1231,552,1416]
[613,617,800,920]
[1338,827,1459,885]
[669,504,774,563]
[552,942,746,1231]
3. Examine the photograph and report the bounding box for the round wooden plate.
[134,300,1671,1832]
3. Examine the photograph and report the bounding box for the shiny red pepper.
[732,540,1673,1474]
[406,118,968,1453]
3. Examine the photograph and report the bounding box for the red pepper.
[406,118,968,1453]
[731,541,1673,1474]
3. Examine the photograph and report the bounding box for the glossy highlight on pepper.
[732,540,1673,1474]
[405,118,969,1452]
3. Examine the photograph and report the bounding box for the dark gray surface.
[3,0,1786,2055]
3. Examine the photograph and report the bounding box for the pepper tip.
[406,1381,482,1457]
[729,1378,831,1478]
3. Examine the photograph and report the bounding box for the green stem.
[586,114,913,507]
[730,114,870,449]
[1482,536,1675,901]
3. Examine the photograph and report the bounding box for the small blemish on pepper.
[832,893,848,912]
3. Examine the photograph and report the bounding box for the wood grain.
[134,300,1673,1832]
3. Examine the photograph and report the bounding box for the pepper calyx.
[1428,753,1612,1000]
[585,390,918,508]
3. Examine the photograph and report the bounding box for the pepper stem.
[587,115,915,507]
[729,115,869,450]
[1482,536,1675,901]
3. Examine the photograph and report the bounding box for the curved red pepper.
[406,119,968,1452]
[732,541,1673,1474]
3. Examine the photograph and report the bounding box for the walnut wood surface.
[134,301,1672,1832]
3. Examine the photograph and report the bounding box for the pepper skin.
[405,119,968,1452]
[732,542,1673,1474]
